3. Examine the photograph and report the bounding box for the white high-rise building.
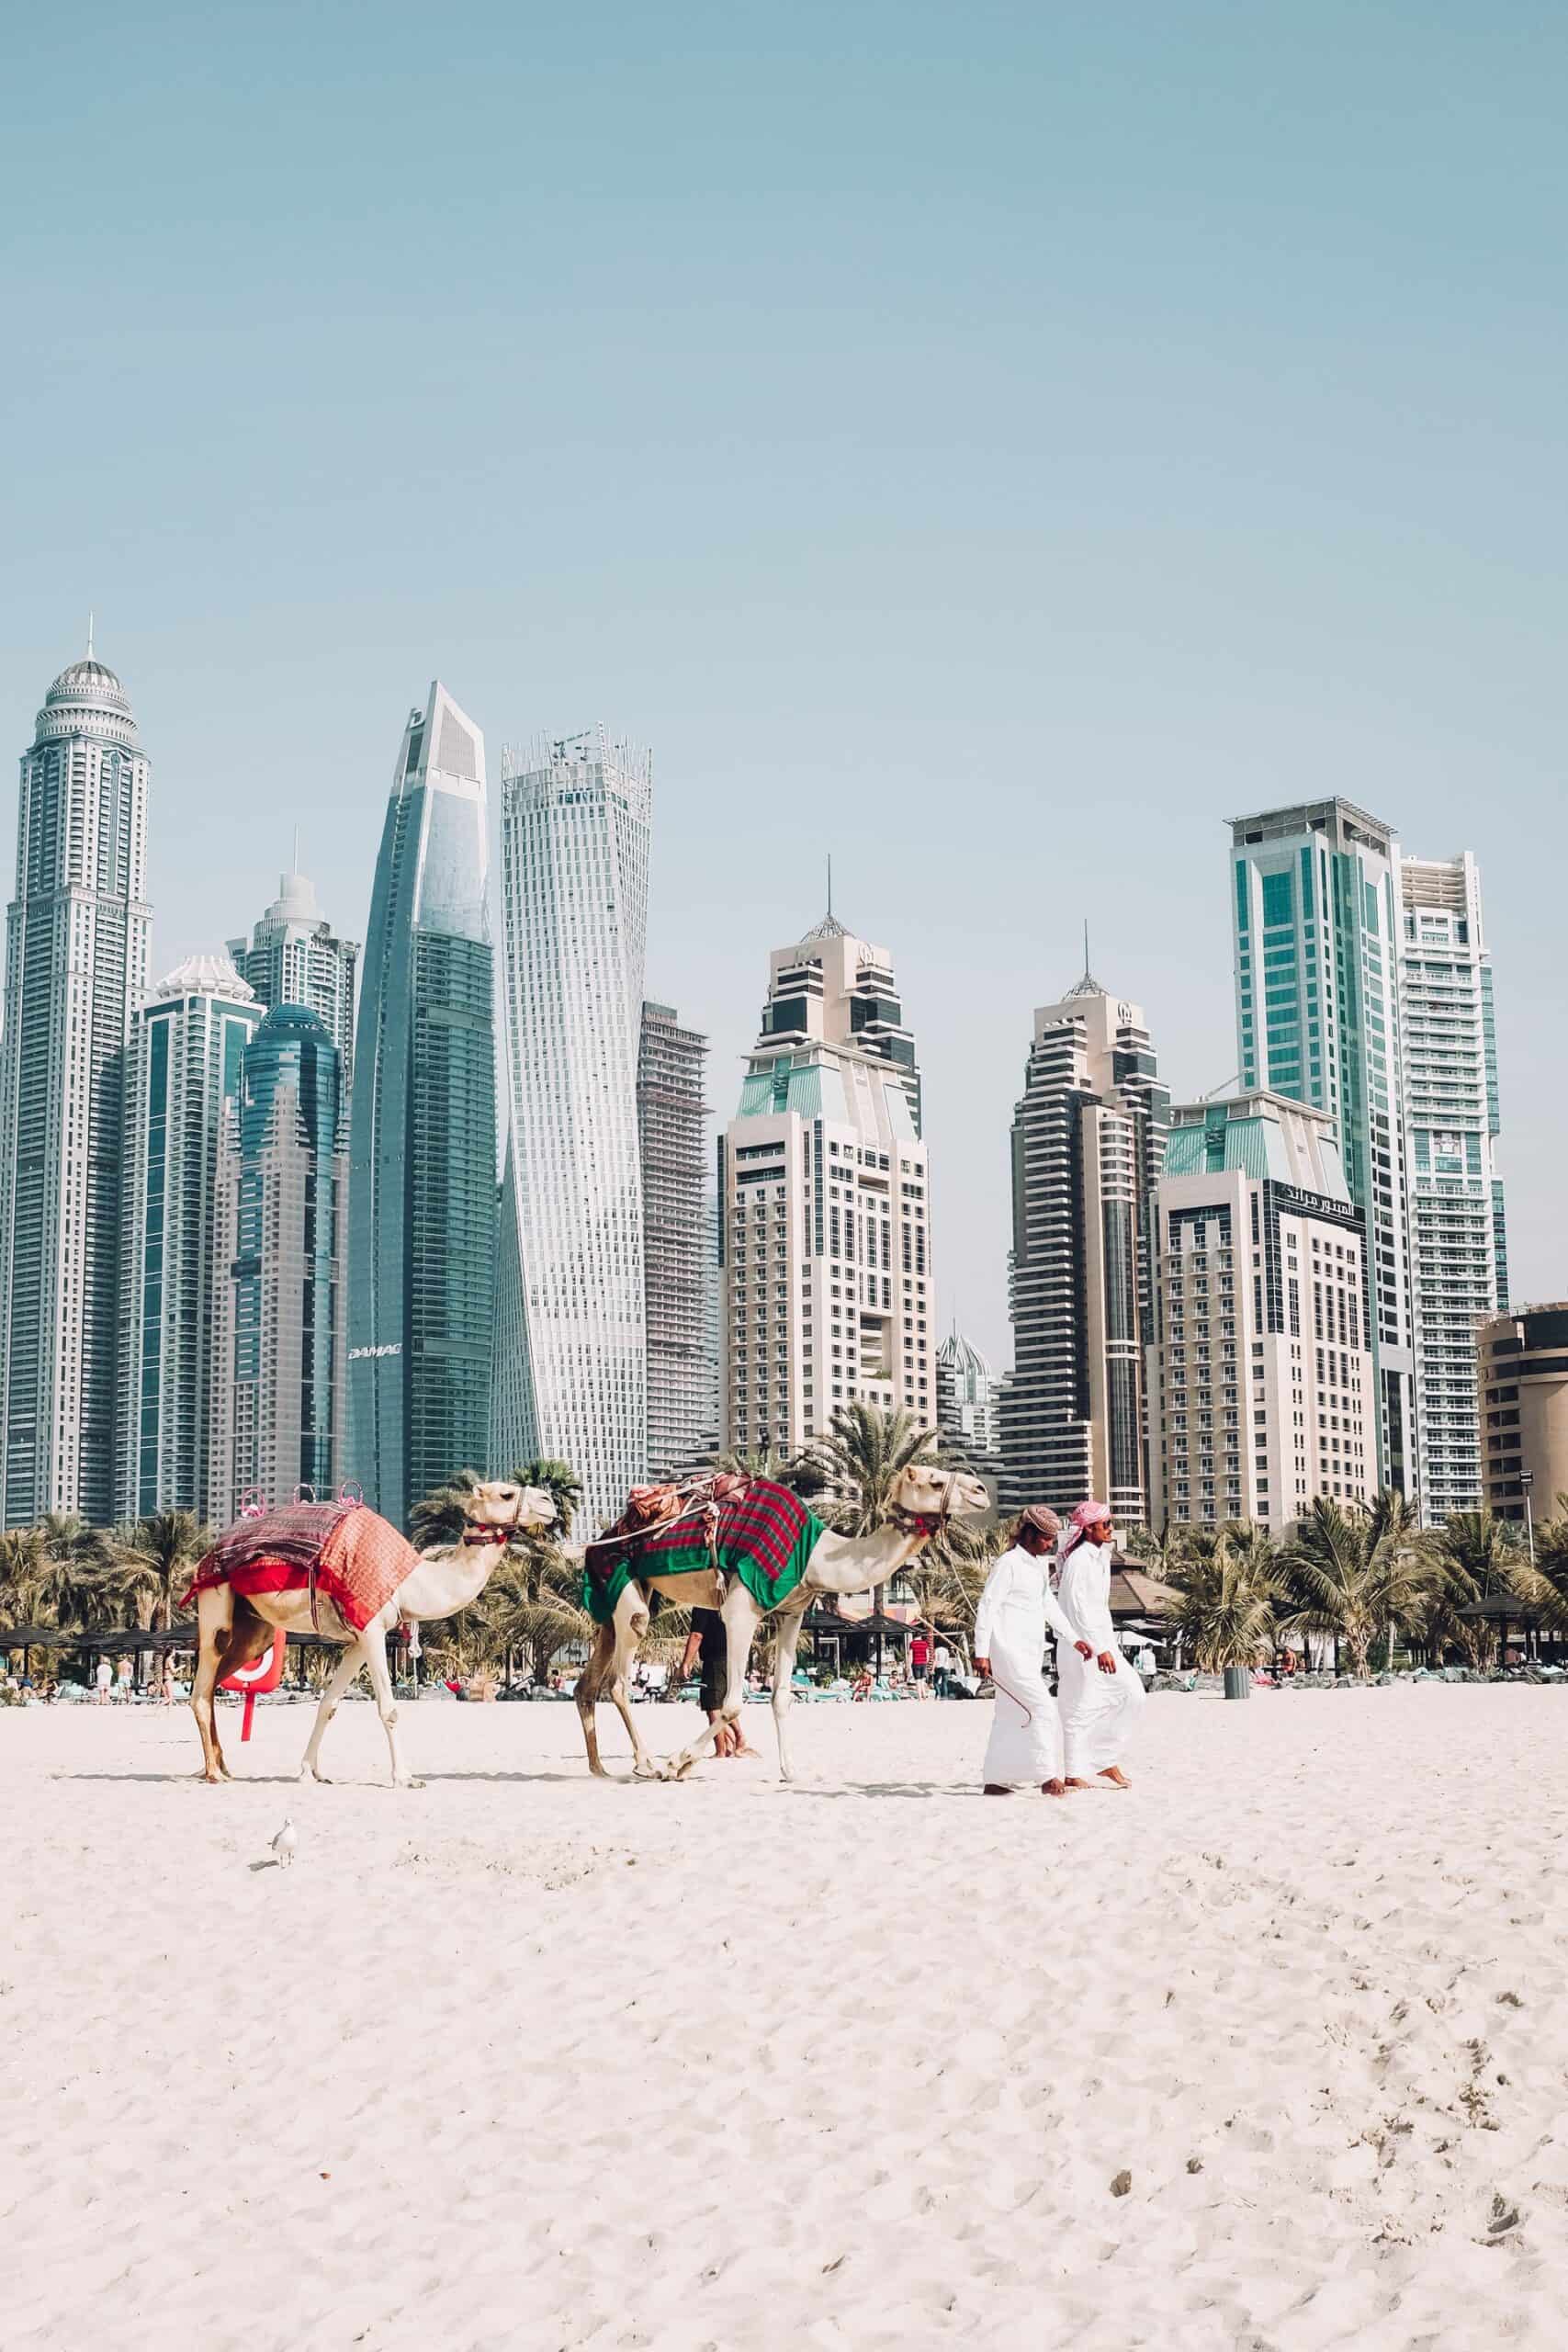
[117,955,262,1521]
[492,729,651,1526]
[719,914,935,1460]
[228,865,359,1088]
[1399,854,1507,1519]
[1148,1091,1377,1529]
[1229,801,1417,1498]
[0,650,152,1525]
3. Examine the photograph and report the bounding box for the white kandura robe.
[1055,1536,1146,1780]
[974,1546,1077,1787]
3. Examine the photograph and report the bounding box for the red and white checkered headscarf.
[1059,1498,1112,1565]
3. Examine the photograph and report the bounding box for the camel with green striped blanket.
[575,1464,989,1781]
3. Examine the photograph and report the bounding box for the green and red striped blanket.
[582,1479,825,1625]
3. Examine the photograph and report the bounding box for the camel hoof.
[394,1775,424,1791]
[298,1765,325,1784]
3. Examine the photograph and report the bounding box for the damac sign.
[349,1343,403,1360]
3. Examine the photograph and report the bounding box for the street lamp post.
[1522,1469,1536,1570]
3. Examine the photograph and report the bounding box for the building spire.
[1066,920,1108,999]
[86,610,95,660]
[805,849,849,940]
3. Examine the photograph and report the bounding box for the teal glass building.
[207,1003,347,1520]
[117,954,261,1520]
[348,684,495,1528]
[1229,798,1416,1497]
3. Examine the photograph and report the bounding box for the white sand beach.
[5,1684,1568,2352]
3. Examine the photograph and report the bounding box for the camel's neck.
[805,1521,929,1600]
[397,1541,504,1622]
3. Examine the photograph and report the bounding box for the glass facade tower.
[348,684,495,1528]
[117,954,261,1520]
[493,729,651,1527]
[0,652,152,1526]
[999,974,1168,1522]
[1230,800,1417,1497]
[207,1004,347,1521]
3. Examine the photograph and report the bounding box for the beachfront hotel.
[0,650,152,1528]
[491,729,651,1526]
[1398,854,1507,1518]
[998,971,1168,1524]
[1478,1303,1568,1525]
[228,864,360,1092]
[347,684,496,1527]
[1229,799,1418,1503]
[718,912,935,1461]
[115,955,262,1520]
[637,1000,716,1479]
[1147,1091,1377,1528]
[206,1003,348,1521]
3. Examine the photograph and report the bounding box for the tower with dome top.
[0,646,152,1526]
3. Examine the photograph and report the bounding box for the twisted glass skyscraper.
[0,651,151,1525]
[349,684,495,1527]
[493,729,651,1526]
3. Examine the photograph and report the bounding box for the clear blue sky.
[4,1,1564,1365]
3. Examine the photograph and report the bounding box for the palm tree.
[1276,1497,1437,1679]
[102,1508,211,1631]
[13,1512,102,1629]
[1168,1522,1281,1671]
[1422,1509,1529,1668]
[800,1402,939,1537]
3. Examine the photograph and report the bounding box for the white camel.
[189,1479,557,1787]
[575,1464,990,1782]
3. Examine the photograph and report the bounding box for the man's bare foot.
[1098,1766,1131,1789]
[1041,1778,1067,1798]
[1063,1777,1093,1791]
[983,1783,1013,1795]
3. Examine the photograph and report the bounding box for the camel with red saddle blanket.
[185,1479,557,1786]
[576,1464,989,1781]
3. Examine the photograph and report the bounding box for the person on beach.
[95,1657,112,1706]
[681,1607,755,1758]
[1055,1501,1145,1791]
[932,1640,953,1699]
[973,1505,1091,1797]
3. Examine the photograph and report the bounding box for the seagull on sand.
[271,1818,298,1870]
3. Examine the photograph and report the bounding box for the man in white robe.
[1055,1500,1146,1790]
[974,1507,1093,1797]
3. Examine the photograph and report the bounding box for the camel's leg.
[770,1599,811,1784]
[298,1641,361,1783]
[190,1588,234,1783]
[361,1627,417,1788]
[575,1624,616,1779]
[575,1590,655,1779]
[663,1586,762,1780]
[607,1591,656,1779]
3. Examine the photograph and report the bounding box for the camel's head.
[888,1464,991,1532]
[460,1480,558,1546]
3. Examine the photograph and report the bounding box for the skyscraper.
[0,650,152,1526]
[999,971,1168,1523]
[936,1328,1002,1461]
[637,1001,716,1477]
[348,684,496,1528]
[1229,800,1416,1496]
[1147,1091,1376,1529]
[228,865,359,1085]
[1398,854,1507,1519]
[1478,1304,1568,1525]
[208,1004,348,1521]
[492,729,651,1526]
[117,954,261,1520]
[719,914,936,1463]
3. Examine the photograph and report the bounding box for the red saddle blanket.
[183,1504,421,1634]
